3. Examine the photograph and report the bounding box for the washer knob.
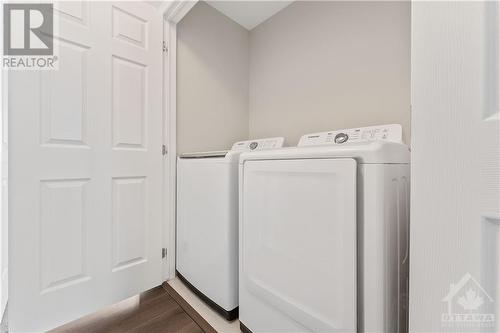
[334,133,349,144]
[249,142,258,150]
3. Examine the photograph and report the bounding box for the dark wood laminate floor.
[50,286,204,333]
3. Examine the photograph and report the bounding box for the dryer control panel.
[298,124,402,147]
[231,137,285,151]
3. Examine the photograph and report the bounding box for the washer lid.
[240,141,410,164]
[179,151,228,159]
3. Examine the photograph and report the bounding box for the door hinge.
[162,248,167,259]
[162,41,168,53]
[162,144,168,156]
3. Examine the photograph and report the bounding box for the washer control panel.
[231,137,285,151]
[298,124,402,147]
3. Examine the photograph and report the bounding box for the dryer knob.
[334,133,349,144]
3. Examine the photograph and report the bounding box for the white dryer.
[176,137,284,320]
[239,125,410,332]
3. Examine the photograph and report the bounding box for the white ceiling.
[205,1,293,30]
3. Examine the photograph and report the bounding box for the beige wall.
[177,1,411,152]
[177,1,249,154]
[248,1,411,145]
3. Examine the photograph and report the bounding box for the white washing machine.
[239,125,410,332]
[176,137,284,320]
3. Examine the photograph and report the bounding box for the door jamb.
[161,0,198,280]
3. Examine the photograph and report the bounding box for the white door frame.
[160,0,198,280]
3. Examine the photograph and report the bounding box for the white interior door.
[411,2,500,332]
[8,2,164,332]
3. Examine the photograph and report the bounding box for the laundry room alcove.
[170,2,412,331]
